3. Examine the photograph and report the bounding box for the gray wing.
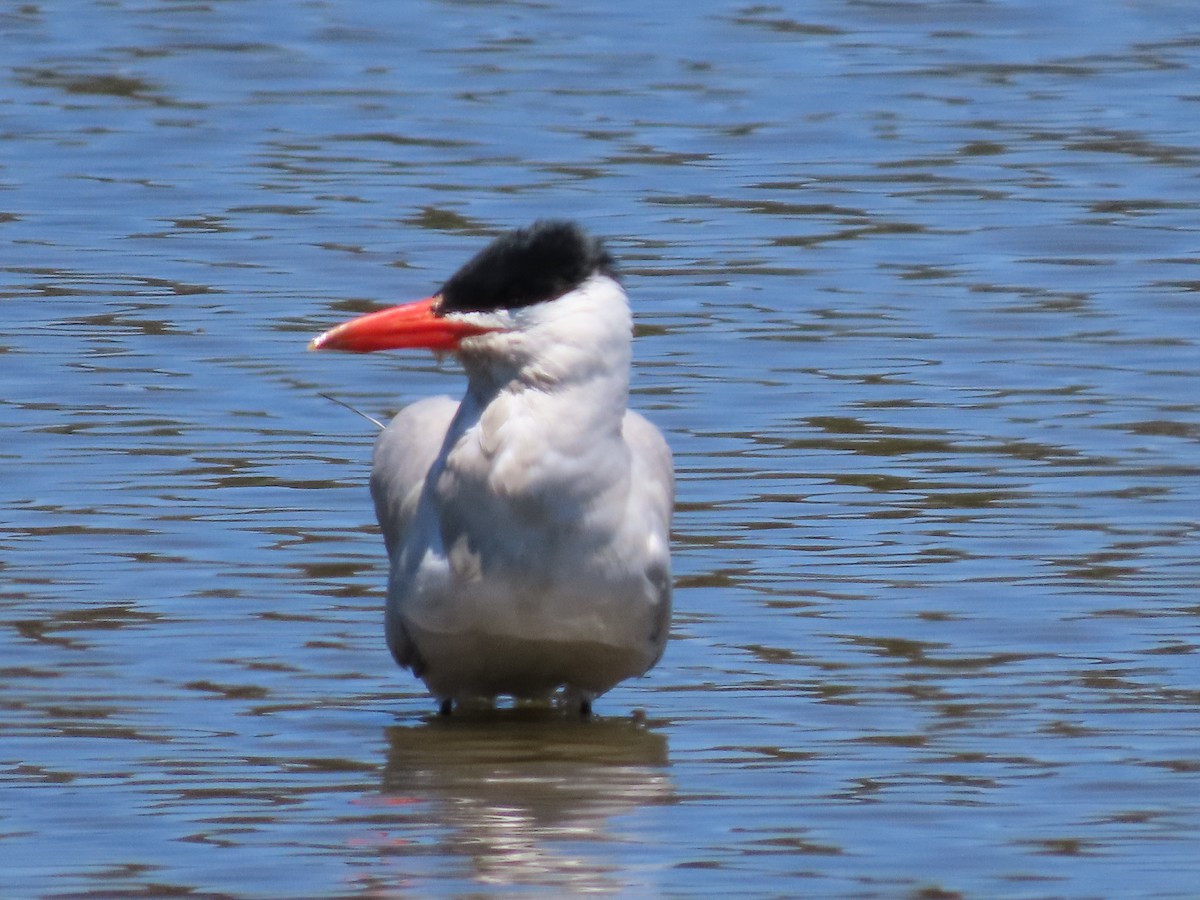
[622,410,675,656]
[369,395,460,559]
[623,409,674,529]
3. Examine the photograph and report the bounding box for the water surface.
[3,1,1200,896]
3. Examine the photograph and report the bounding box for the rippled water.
[3,1,1200,896]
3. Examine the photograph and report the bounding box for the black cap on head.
[437,220,616,315]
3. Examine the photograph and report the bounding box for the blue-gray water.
[3,1,1200,896]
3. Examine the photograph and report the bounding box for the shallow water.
[3,1,1200,896]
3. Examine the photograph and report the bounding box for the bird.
[309,220,673,716]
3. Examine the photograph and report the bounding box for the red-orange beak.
[308,297,494,353]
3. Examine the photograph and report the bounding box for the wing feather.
[370,395,459,558]
[622,410,674,656]
[622,410,674,529]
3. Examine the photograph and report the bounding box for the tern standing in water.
[310,221,673,715]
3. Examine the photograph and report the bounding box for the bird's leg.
[438,698,453,717]
[563,687,595,718]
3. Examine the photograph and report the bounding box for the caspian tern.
[310,221,673,716]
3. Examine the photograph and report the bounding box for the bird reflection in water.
[350,709,672,892]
